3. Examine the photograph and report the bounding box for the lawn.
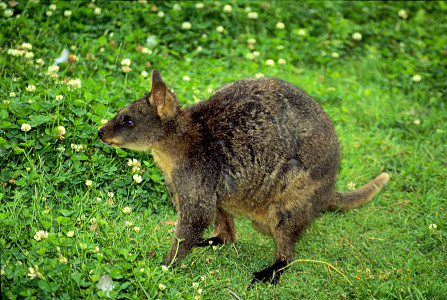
[1,1,446,299]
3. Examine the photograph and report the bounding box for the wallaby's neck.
[151,109,192,179]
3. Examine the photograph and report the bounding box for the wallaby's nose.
[98,128,105,138]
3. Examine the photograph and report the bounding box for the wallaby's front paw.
[196,236,224,247]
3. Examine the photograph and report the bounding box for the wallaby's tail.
[327,172,390,212]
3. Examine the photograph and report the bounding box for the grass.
[1,1,446,299]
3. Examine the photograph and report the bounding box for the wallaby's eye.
[122,116,134,127]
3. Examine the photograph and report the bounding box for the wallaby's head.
[98,70,180,151]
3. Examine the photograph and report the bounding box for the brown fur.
[98,70,389,286]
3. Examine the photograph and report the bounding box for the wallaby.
[98,70,389,287]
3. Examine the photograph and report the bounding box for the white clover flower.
[27,265,43,279]
[429,224,437,230]
[0,2,8,9]
[246,53,254,60]
[254,73,264,78]
[96,197,102,202]
[49,4,57,11]
[21,123,31,132]
[79,242,87,249]
[123,207,131,214]
[159,283,166,291]
[276,45,284,50]
[94,7,101,15]
[56,95,64,101]
[247,12,258,19]
[64,10,72,17]
[297,29,306,36]
[183,75,190,81]
[412,74,421,82]
[278,58,287,65]
[128,158,138,166]
[157,11,164,18]
[398,9,408,19]
[13,49,26,57]
[108,192,114,198]
[101,119,108,124]
[146,35,157,47]
[173,3,181,11]
[9,92,16,97]
[265,59,275,66]
[3,100,10,104]
[47,65,59,74]
[276,22,285,30]
[352,32,362,41]
[253,51,260,57]
[162,265,168,272]
[95,246,100,252]
[85,180,93,187]
[5,9,13,17]
[192,282,199,288]
[216,26,224,33]
[121,59,131,66]
[141,71,148,77]
[331,52,340,58]
[223,4,232,13]
[57,126,66,136]
[67,79,81,90]
[247,38,256,45]
[182,22,191,30]
[195,3,204,9]
[133,174,143,183]
[34,230,48,241]
[195,46,202,53]
[413,119,421,125]
[347,182,356,191]
[125,221,133,227]
[141,47,152,54]
[67,231,75,237]
[46,11,53,17]
[22,43,33,50]
[90,218,96,224]
[198,289,202,295]
[26,85,36,92]
[139,268,145,272]
[134,226,141,232]
[36,58,45,65]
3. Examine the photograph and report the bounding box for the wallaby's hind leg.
[250,232,296,287]
[249,185,316,287]
[197,208,236,247]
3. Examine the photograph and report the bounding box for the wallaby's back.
[183,77,340,213]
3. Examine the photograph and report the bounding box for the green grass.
[1,1,446,299]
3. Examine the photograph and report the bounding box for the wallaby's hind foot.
[249,261,288,289]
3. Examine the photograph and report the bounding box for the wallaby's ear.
[151,69,163,88]
[150,78,178,119]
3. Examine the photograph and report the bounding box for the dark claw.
[196,236,224,247]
